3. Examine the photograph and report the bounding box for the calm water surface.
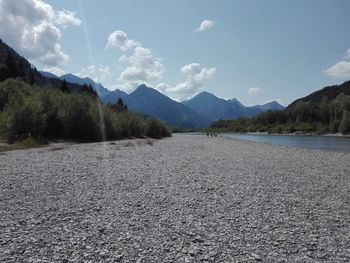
[225,133,350,153]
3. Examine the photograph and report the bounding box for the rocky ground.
[0,134,350,262]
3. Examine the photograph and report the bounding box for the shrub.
[145,117,171,139]
[127,112,145,138]
[339,110,350,134]
[0,95,46,142]
[62,94,100,141]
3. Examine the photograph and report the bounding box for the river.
[225,133,350,153]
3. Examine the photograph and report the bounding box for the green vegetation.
[0,79,171,144]
[211,94,350,134]
[145,117,172,139]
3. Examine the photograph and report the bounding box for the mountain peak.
[198,90,213,95]
[61,73,75,79]
[228,98,244,107]
[125,84,210,128]
[136,84,149,90]
[250,101,285,111]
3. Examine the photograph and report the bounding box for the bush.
[0,64,10,82]
[0,95,46,142]
[339,110,350,134]
[127,112,145,138]
[145,117,171,138]
[62,94,101,141]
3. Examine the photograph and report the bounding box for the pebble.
[0,135,349,262]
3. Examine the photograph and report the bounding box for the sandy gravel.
[0,134,350,262]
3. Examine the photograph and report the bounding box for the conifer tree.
[6,53,17,78]
[61,79,69,93]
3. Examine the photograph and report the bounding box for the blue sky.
[1,0,350,105]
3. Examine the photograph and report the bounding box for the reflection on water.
[226,133,350,153]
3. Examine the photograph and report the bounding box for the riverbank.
[245,131,350,138]
[0,135,349,262]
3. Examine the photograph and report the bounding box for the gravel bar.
[0,134,350,262]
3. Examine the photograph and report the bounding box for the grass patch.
[48,146,65,151]
[146,139,154,146]
[0,137,47,152]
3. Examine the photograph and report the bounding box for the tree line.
[0,79,171,143]
[211,94,350,134]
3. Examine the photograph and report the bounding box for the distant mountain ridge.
[182,91,285,121]
[42,70,210,127]
[249,101,285,111]
[42,71,128,104]
[60,73,110,97]
[40,70,285,126]
[124,85,211,128]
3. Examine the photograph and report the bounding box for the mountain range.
[1,38,284,128]
[41,71,285,127]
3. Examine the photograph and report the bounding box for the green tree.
[60,79,69,93]
[6,53,17,78]
[339,110,350,134]
[0,64,10,81]
[82,83,98,98]
[0,95,46,142]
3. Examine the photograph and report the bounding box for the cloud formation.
[107,30,164,92]
[56,9,82,27]
[323,48,350,78]
[106,30,140,51]
[248,87,263,95]
[0,0,81,66]
[76,65,111,83]
[106,30,216,97]
[345,48,350,59]
[195,20,215,32]
[323,61,350,79]
[158,63,216,100]
[119,47,164,83]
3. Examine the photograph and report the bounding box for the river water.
[225,133,350,153]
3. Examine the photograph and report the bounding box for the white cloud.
[345,48,350,59]
[43,66,66,76]
[106,30,215,97]
[76,65,110,83]
[195,20,215,32]
[323,61,350,79]
[156,82,173,93]
[106,30,140,51]
[56,9,81,27]
[106,30,164,92]
[162,63,216,100]
[0,0,81,66]
[248,87,263,95]
[323,48,350,79]
[118,47,164,92]
[119,47,163,81]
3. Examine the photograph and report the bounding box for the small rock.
[250,253,262,261]
[115,254,123,262]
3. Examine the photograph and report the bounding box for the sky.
[1,0,350,106]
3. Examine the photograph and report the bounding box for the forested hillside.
[212,81,350,134]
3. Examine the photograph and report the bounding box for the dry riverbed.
[0,135,349,262]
